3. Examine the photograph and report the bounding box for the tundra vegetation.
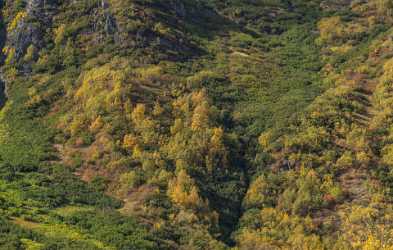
[2,0,393,249]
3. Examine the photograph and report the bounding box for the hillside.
[1,0,393,249]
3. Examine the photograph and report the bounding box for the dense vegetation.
[2,0,393,249]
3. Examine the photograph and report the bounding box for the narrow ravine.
[227,12,326,245]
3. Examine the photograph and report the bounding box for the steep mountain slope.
[1,0,393,249]
[239,1,393,249]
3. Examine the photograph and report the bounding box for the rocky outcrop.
[101,0,118,35]
[8,20,42,61]
[92,0,119,42]
[7,0,56,62]
[27,0,44,16]
[104,11,118,35]
[0,7,7,108]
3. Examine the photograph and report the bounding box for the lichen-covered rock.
[7,20,41,62]
[104,10,118,35]
[92,0,119,41]
[26,0,44,16]
[7,0,57,63]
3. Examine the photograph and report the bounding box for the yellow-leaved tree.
[167,170,205,209]
[190,90,211,131]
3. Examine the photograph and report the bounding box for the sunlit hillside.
[1,0,393,249]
